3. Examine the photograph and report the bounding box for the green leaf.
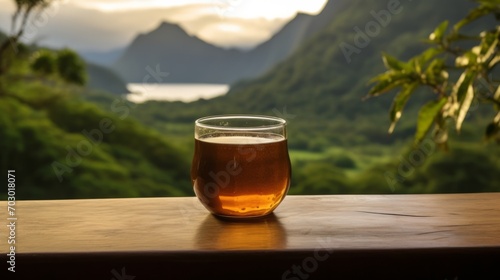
[418,48,443,64]
[433,125,449,144]
[488,54,500,68]
[415,97,448,144]
[424,58,446,84]
[494,85,500,101]
[368,72,413,96]
[452,71,476,104]
[368,77,399,96]
[456,85,474,132]
[433,114,449,149]
[429,21,449,42]
[413,58,422,74]
[388,83,418,134]
[382,53,406,71]
[478,33,499,63]
[455,51,478,67]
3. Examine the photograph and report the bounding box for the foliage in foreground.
[369,0,500,149]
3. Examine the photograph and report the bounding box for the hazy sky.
[0,0,327,52]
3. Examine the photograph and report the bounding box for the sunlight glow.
[0,0,328,51]
[72,0,327,19]
[74,0,202,12]
[217,23,243,33]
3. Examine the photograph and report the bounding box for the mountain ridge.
[112,3,336,84]
[132,0,490,148]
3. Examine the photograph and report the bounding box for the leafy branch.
[368,0,500,148]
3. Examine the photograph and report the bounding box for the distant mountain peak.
[321,0,336,13]
[158,21,181,30]
[294,12,311,19]
[112,1,338,83]
[155,21,187,35]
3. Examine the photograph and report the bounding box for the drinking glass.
[191,115,291,218]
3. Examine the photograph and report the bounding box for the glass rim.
[195,114,287,131]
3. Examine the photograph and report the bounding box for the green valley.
[1,0,499,199]
[0,49,191,199]
[124,0,500,195]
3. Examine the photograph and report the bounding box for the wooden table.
[2,194,500,279]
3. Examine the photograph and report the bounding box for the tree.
[368,0,500,149]
[56,49,87,85]
[31,50,56,75]
[29,49,87,85]
[0,0,56,74]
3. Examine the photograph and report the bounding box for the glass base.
[211,211,276,221]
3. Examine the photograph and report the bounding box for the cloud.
[186,15,286,49]
[69,0,327,19]
[69,0,210,12]
[0,0,325,52]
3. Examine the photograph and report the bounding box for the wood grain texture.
[1,194,500,279]
[2,194,500,253]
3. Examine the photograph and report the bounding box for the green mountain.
[112,2,335,84]
[134,0,487,147]
[81,47,125,67]
[126,0,500,195]
[86,62,129,94]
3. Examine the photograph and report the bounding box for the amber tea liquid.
[192,135,291,218]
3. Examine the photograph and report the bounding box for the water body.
[127,83,229,103]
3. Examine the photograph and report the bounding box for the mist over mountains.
[111,1,337,84]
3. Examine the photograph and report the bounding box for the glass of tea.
[191,115,291,218]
